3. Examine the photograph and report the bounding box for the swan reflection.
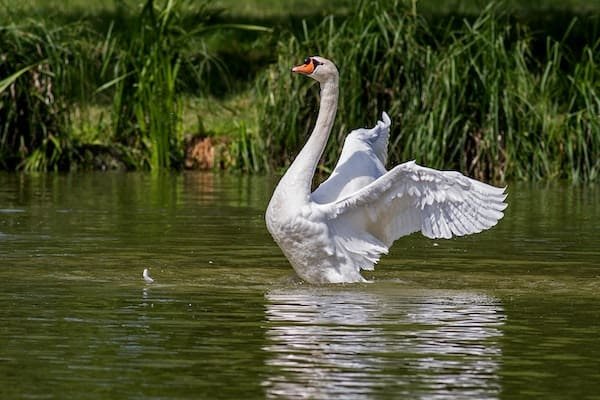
[263,287,504,399]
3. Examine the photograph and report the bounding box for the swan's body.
[266,56,507,284]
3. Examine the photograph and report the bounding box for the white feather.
[143,268,154,284]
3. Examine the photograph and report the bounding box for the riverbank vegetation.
[1,0,598,181]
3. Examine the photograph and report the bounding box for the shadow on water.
[263,285,505,400]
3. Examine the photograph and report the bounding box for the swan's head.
[292,56,338,83]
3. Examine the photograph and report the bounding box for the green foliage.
[96,0,270,171]
[1,0,597,180]
[257,1,599,182]
[1,0,269,171]
[99,0,202,170]
[227,122,267,173]
[0,23,72,170]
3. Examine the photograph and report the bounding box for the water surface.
[0,173,598,399]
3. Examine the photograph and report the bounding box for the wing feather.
[309,114,507,275]
[318,160,507,271]
[312,113,391,204]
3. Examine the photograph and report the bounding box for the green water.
[0,173,598,399]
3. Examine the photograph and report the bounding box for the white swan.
[265,56,507,284]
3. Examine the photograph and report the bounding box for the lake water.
[0,172,598,399]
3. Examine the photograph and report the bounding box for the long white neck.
[277,76,339,202]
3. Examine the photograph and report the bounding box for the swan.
[265,56,507,284]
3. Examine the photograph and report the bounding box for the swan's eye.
[304,57,311,65]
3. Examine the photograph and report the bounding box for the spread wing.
[316,161,507,273]
[310,112,507,274]
[311,112,391,204]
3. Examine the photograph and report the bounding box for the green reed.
[1,0,268,171]
[257,1,599,182]
[228,121,268,173]
[98,0,190,170]
[0,13,112,171]
[0,22,72,170]
[98,0,269,171]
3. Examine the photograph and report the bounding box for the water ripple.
[263,287,504,400]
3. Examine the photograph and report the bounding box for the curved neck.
[280,77,339,200]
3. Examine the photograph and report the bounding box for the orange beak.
[292,60,315,75]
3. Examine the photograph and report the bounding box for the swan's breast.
[266,200,342,280]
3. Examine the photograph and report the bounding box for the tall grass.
[0,14,114,171]
[95,0,270,171]
[1,0,269,171]
[257,1,599,182]
[99,0,270,171]
[0,22,74,170]
[228,121,267,173]
[99,0,202,170]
